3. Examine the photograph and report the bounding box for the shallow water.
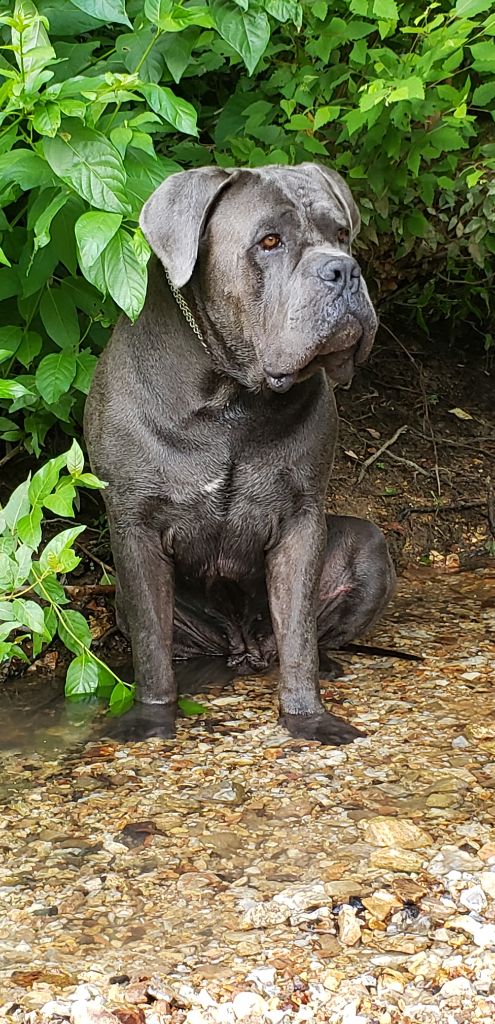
[1,566,495,1023]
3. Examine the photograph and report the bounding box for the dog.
[84,163,395,744]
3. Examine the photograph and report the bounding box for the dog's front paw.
[280,710,364,746]
[102,702,176,742]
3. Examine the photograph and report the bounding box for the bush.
[0,0,494,456]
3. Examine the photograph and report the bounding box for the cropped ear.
[139,167,236,288]
[311,164,361,241]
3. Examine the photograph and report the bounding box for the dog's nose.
[317,256,361,294]
[265,372,297,393]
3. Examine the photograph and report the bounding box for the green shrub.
[0,0,494,455]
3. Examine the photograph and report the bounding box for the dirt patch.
[330,327,494,568]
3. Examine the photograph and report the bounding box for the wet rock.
[197,779,247,805]
[362,891,402,922]
[362,817,431,850]
[369,847,424,872]
[240,881,328,930]
[232,992,268,1019]
[428,846,482,876]
[337,905,362,946]
[371,934,429,954]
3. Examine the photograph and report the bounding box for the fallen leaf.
[449,407,473,420]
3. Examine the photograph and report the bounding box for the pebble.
[439,976,474,998]
[480,872,495,899]
[232,992,268,1019]
[362,891,401,922]
[369,847,424,872]
[459,885,487,914]
[363,817,431,850]
[338,905,362,946]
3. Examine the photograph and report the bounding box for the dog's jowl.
[84,163,395,744]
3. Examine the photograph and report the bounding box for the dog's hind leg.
[317,514,395,653]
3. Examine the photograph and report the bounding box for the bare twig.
[75,541,114,577]
[0,444,22,470]
[381,322,442,495]
[357,425,408,484]
[399,498,489,522]
[487,479,495,539]
[381,450,429,476]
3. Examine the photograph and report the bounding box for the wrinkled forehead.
[206,167,352,241]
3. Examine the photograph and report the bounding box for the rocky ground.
[1,564,495,1024]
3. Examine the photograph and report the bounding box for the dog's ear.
[310,164,361,241]
[140,167,235,288]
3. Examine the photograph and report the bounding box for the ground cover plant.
[0,0,494,700]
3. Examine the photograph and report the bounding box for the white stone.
[41,1001,71,1019]
[439,976,473,998]
[480,871,495,899]
[246,967,277,990]
[338,905,362,946]
[452,735,470,748]
[232,992,268,1020]
[459,884,487,913]
[185,1011,209,1024]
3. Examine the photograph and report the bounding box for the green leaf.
[102,229,148,321]
[73,350,98,394]
[42,480,77,517]
[405,211,430,238]
[33,191,69,250]
[96,661,118,698]
[428,125,468,154]
[388,77,424,103]
[66,439,85,476]
[40,286,80,349]
[16,332,43,369]
[69,0,131,27]
[108,680,135,714]
[17,504,43,549]
[373,0,398,19]
[75,211,122,268]
[210,0,271,75]
[39,526,85,575]
[472,82,495,105]
[455,0,493,15]
[144,0,173,25]
[0,150,54,190]
[76,472,106,489]
[178,697,209,717]
[28,453,66,505]
[11,598,45,634]
[140,84,198,136]
[44,128,131,215]
[35,351,77,404]
[470,41,495,68]
[314,106,341,130]
[0,380,33,400]
[32,102,62,138]
[2,479,30,532]
[264,0,301,25]
[65,654,99,697]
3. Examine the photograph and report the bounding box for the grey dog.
[84,162,395,744]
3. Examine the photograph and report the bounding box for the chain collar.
[164,269,209,354]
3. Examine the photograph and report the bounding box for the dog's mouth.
[265,341,359,394]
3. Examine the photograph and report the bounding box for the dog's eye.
[259,234,282,251]
[337,228,350,244]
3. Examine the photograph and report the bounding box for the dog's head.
[140,164,378,392]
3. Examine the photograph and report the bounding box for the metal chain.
[164,269,209,353]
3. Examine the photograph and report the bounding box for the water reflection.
[0,656,239,755]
